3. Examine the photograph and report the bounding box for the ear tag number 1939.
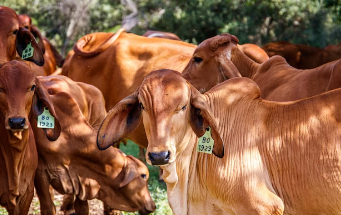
[37,107,55,128]
[22,42,34,59]
[197,127,214,154]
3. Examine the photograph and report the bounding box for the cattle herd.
[1,5,341,215]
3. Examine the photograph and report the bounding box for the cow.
[32,75,155,215]
[263,41,341,69]
[18,14,64,76]
[0,61,60,214]
[98,69,341,215]
[142,30,181,40]
[182,33,341,102]
[0,6,44,67]
[66,30,268,149]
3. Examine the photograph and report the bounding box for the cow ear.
[97,91,141,150]
[32,77,61,141]
[216,46,241,79]
[119,156,139,188]
[16,27,45,66]
[189,85,224,158]
[30,25,45,54]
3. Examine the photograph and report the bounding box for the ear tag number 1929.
[22,42,34,59]
[37,107,55,128]
[197,127,214,154]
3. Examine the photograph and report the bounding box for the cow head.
[0,6,44,66]
[97,69,224,166]
[98,154,155,214]
[182,33,241,93]
[18,14,45,54]
[0,61,60,142]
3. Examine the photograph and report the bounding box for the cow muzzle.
[8,117,26,129]
[148,151,171,165]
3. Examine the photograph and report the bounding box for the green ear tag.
[197,127,214,154]
[37,107,55,128]
[22,42,34,59]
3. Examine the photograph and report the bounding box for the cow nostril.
[8,118,14,127]
[165,151,171,161]
[20,118,25,127]
[148,152,155,162]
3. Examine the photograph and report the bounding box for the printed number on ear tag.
[197,126,214,154]
[37,107,55,128]
[22,42,34,59]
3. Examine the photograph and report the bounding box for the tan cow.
[32,75,155,215]
[98,69,341,215]
[0,6,44,66]
[182,33,341,102]
[18,14,64,76]
[0,61,60,214]
[263,41,341,69]
[66,30,267,149]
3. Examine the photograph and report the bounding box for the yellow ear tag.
[37,107,55,128]
[197,126,214,154]
[22,42,34,59]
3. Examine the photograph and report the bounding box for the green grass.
[120,140,173,215]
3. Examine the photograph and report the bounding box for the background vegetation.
[1,0,341,214]
[3,0,341,55]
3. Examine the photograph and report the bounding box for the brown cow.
[66,30,268,148]
[0,61,60,214]
[0,6,44,66]
[263,41,341,69]
[18,14,64,76]
[32,75,155,215]
[98,69,341,215]
[182,33,341,102]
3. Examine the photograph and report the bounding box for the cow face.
[0,6,44,66]
[97,70,224,165]
[182,33,241,93]
[0,61,60,142]
[98,154,155,214]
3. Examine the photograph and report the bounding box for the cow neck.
[0,113,32,208]
[160,128,196,215]
[231,47,260,79]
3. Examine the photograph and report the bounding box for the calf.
[182,33,341,102]
[98,69,341,215]
[32,75,155,215]
[0,6,44,66]
[0,61,60,214]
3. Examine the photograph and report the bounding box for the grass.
[0,140,173,215]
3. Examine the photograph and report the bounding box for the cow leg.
[35,169,56,215]
[60,194,76,215]
[18,177,35,215]
[138,147,146,163]
[74,196,89,215]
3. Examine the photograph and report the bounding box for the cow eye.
[141,174,147,179]
[13,29,18,35]
[140,102,145,110]
[181,105,187,111]
[30,85,36,91]
[193,57,203,63]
